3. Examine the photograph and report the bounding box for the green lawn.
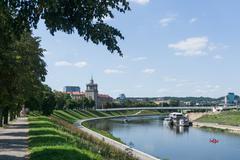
[28,113,138,160]
[28,109,163,160]
[28,116,102,160]
[197,111,240,126]
[52,109,154,124]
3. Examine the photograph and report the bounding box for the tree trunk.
[10,110,14,121]
[0,109,3,127]
[3,107,9,125]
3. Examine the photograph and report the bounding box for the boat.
[163,117,173,125]
[164,112,190,127]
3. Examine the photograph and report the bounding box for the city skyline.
[33,0,240,98]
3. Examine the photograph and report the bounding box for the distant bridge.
[96,106,239,112]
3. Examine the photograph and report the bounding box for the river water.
[86,115,240,160]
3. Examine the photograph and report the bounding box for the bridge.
[96,106,239,112]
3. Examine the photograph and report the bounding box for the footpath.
[0,117,29,160]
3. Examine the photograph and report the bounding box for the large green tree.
[0,32,46,125]
[1,0,130,56]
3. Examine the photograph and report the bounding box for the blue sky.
[33,0,240,98]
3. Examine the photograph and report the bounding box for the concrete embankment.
[74,116,160,160]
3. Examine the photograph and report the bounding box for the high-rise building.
[227,92,235,104]
[63,86,80,93]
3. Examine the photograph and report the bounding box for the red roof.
[98,94,113,99]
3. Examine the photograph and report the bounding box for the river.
[86,115,240,160]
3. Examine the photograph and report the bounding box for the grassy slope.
[197,111,240,126]
[29,110,162,160]
[52,109,162,141]
[29,116,101,160]
[52,109,162,124]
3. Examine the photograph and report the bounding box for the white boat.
[164,112,190,127]
[163,117,173,125]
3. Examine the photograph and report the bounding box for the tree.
[25,97,41,111]
[41,85,56,116]
[0,32,47,125]
[1,0,131,56]
[82,97,90,109]
[169,99,180,107]
[88,99,95,109]
[66,99,78,110]
[55,91,71,109]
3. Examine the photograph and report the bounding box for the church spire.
[90,75,94,84]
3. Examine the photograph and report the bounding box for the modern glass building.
[227,92,235,104]
[63,86,80,93]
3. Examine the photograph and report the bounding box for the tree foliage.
[1,0,130,56]
[0,0,130,125]
[0,31,47,125]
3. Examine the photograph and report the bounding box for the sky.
[33,0,240,98]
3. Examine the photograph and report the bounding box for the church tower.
[85,77,98,108]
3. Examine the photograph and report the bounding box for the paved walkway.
[0,117,29,160]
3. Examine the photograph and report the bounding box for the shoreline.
[189,111,240,135]
[74,114,162,160]
[193,121,240,134]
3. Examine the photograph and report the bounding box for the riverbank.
[28,114,138,160]
[192,110,240,134]
[28,110,162,160]
[75,116,160,160]
[193,122,240,134]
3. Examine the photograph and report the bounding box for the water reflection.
[163,123,189,134]
[86,115,240,160]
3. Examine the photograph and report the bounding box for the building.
[64,77,113,109]
[85,77,99,107]
[67,92,85,100]
[117,94,126,103]
[227,92,235,104]
[63,86,80,93]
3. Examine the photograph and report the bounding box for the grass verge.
[28,115,138,160]
[197,110,240,126]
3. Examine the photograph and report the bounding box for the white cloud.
[213,55,223,60]
[55,61,72,66]
[189,18,197,24]
[142,68,156,74]
[168,36,209,56]
[55,61,88,68]
[163,76,177,82]
[129,0,150,5]
[74,61,88,68]
[132,56,147,61]
[104,69,124,74]
[159,15,176,27]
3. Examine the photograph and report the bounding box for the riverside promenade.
[0,117,29,160]
[75,116,160,160]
